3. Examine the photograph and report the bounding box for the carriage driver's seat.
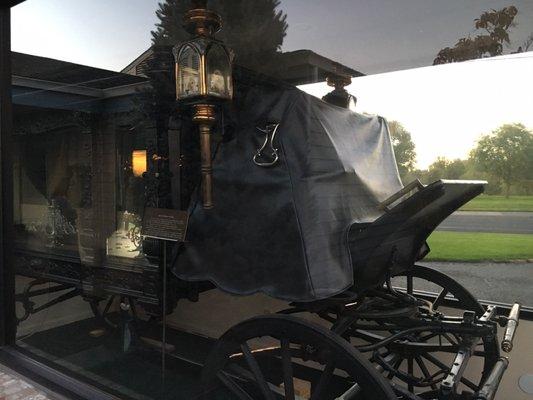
[348,179,486,291]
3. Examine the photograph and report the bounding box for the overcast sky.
[11,0,533,168]
[281,0,533,73]
[11,0,533,73]
[301,52,533,168]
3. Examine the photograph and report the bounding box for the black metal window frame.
[0,2,16,349]
[0,3,119,399]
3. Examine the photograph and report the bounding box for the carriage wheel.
[89,295,145,330]
[340,265,499,397]
[202,314,396,400]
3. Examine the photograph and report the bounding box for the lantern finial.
[322,73,356,109]
[184,5,222,37]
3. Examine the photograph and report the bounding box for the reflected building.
[123,46,362,86]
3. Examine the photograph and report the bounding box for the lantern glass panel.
[177,45,201,98]
[206,43,232,98]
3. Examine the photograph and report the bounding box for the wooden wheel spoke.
[387,357,403,379]
[240,344,275,400]
[432,289,448,309]
[310,360,335,400]
[338,383,361,399]
[418,332,438,342]
[460,376,479,391]
[280,339,295,400]
[415,356,437,390]
[406,275,413,295]
[103,295,115,316]
[407,357,414,392]
[421,353,449,372]
[442,333,459,346]
[420,352,452,387]
[217,371,255,400]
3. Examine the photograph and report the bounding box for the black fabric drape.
[173,83,403,301]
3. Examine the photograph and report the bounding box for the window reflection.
[6,1,533,399]
[12,106,154,263]
[14,109,89,254]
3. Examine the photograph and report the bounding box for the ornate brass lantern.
[175,38,233,101]
[173,2,233,209]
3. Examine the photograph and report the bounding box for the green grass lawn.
[461,195,533,212]
[426,231,533,262]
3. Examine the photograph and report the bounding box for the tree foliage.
[426,157,467,183]
[470,123,533,196]
[151,0,192,46]
[138,0,288,122]
[433,6,518,64]
[388,121,417,179]
[151,0,288,71]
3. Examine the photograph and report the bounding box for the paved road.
[436,211,533,234]
[419,261,532,307]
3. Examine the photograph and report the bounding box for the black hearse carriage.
[11,49,521,400]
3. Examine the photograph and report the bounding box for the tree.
[388,121,417,180]
[520,32,533,52]
[445,159,467,179]
[433,6,518,64]
[470,123,533,197]
[426,157,467,183]
[151,0,288,71]
[151,0,193,47]
[144,0,288,116]
[426,157,448,183]
[138,1,288,208]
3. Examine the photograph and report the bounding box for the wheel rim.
[202,315,395,400]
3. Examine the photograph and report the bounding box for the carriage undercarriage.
[14,260,520,400]
[200,265,520,400]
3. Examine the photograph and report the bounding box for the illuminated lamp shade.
[173,39,233,101]
[131,150,147,177]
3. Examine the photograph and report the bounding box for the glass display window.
[1,1,532,399]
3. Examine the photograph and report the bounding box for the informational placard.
[141,208,189,242]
